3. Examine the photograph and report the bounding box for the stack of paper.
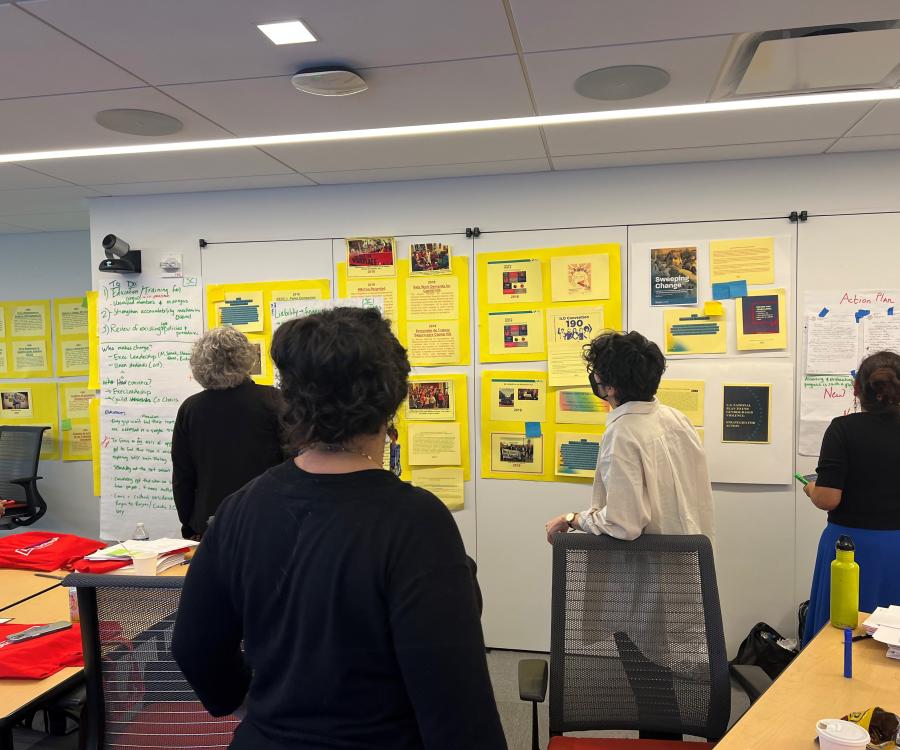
[85,538,198,575]
[862,606,900,659]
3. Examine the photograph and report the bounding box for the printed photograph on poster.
[737,289,787,351]
[722,384,771,444]
[1,389,32,417]
[346,237,396,277]
[656,379,705,426]
[555,433,601,477]
[406,380,454,420]
[490,433,543,474]
[487,310,545,357]
[549,254,610,302]
[555,387,608,425]
[486,259,543,305]
[664,310,726,355]
[489,377,546,421]
[650,246,698,306]
[245,334,268,380]
[410,243,451,274]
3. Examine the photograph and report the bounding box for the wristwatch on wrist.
[565,512,577,529]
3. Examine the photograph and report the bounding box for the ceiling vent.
[710,21,900,100]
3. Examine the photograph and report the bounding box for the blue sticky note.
[711,280,748,300]
[855,309,870,323]
[888,307,894,316]
[729,280,748,298]
[851,370,857,379]
[525,422,542,438]
[818,307,829,318]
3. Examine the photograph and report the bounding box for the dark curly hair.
[855,350,900,413]
[270,307,410,452]
[583,330,666,404]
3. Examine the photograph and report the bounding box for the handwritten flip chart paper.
[805,317,859,375]
[270,297,383,333]
[799,375,854,456]
[98,277,204,539]
[864,316,900,356]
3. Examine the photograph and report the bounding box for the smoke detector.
[291,67,368,96]
[711,21,900,100]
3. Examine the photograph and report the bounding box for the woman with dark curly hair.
[172,307,506,750]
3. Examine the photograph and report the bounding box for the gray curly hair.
[190,326,257,390]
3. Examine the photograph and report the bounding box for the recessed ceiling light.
[575,65,671,100]
[5,88,900,164]
[257,19,316,45]
[95,109,184,136]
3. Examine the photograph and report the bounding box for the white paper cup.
[817,719,870,750]
[130,552,157,576]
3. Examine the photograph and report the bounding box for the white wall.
[86,149,900,651]
[0,231,94,536]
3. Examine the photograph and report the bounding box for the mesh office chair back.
[548,534,730,740]
[0,425,48,524]
[67,574,241,750]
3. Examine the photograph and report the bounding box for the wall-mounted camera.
[98,234,142,274]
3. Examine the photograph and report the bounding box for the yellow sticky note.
[486,258,543,305]
[406,321,459,365]
[550,254,609,302]
[710,237,775,285]
[411,467,465,511]
[407,422,461,466]
[657,379,705,426]
[703,301,724,317]
[487,309,544,357]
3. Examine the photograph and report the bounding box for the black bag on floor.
[731,621,798,680]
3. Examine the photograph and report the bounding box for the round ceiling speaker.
[574,65,671,100]
[291,68,368,96]
[94,108,184,136]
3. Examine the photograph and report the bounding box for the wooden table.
[717,614,900,750]
[0,564,190,749]
[0,569,65,612]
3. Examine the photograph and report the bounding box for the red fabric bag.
[0,623,83,679]
[70,558,131,574]
[0,531,105,572]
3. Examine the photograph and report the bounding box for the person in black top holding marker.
[172,307,505,750]
[802,350,900,643]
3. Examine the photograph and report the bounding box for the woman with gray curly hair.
[171,326,284,540]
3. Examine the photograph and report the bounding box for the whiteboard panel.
[473,226,629,651]
[201,239,335,290]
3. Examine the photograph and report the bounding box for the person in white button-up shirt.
[545,331,714,543]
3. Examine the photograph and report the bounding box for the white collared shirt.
[577,398,714,541]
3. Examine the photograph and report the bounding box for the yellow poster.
[406,378,455,421]
[346,277,399,326]
[710,237,775,285]
[488,376,546,422]
[406,276,459,321]
[486,258,543,305]
[411,467,464,511]
[490,432,543,474]
[0,382,59,460]
[736,288,788,351]
[546,307,604,387]
[245,334,269,381]
[60,381,93,461]
[487,310,545,358]
[664,309,727,355]
[407,422,461,466]
[550,254,610,302]
[87,291,100,389]
[554,387,609,425]
[1,299,52,378]
[406,321,459,366]
[657,379,705,426]
[346,236,396,278]
[555,432,601,478]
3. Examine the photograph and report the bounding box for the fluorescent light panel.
[3,88,900,164]
[257,19,316,45]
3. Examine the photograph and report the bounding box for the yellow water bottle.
[830,535,859,630]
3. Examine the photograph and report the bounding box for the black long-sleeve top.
[171,381,284,538]
[171,461,506,750]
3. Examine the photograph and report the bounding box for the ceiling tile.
[828,133,900,152]
[0,165,73,189]
[162,56,533,136]
[22,149,295,186]
[4,211,90,231]
[92,174,318,196]
[265,128,547,173]
[509,0,900,52]
[543,102,871,156]
[844,101,900,136]
[27,0,516,85]
[0,88,232,154]
[552,139,834,169]
[0,220,34,234]
[0,186,100,216]
[307,158,552,185]
[0,5,141,99]
[525,36,733,114]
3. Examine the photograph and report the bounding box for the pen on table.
[844,628,853,678]
[34,573,65,581]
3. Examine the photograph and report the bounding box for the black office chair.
[65,574,242,750]
[0,425,50,527]
[519,533,758,750]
